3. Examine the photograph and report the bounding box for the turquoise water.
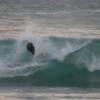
[0,37,100,88]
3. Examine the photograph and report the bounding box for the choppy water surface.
[0,87,100,100]
[0,0,100,38]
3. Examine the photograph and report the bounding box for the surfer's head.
[26,42,35,55]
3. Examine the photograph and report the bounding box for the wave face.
[0,36,100,87]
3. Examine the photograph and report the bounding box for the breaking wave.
[0,35,100,87]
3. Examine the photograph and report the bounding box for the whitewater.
[0,0,100,100]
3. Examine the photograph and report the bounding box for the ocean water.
[0,0,100,100]
[0,0,100,38]
[0,37,93,86]
[0,87,100,100]
[0,37,100,100]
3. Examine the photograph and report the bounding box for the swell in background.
[0,0,100,38]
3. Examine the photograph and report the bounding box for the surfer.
[26,42,35,55]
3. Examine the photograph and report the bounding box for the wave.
[0,36,100,87]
